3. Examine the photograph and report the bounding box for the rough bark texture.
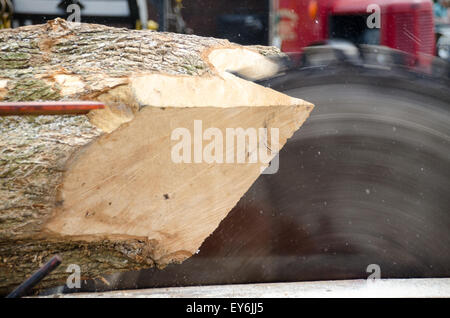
[0,19,312,294]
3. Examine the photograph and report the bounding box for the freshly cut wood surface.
[0,19,313,293]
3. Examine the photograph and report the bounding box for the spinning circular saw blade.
[47,45,450,294]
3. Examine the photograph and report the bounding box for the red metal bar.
[6,255,62,298]
[0,101,105,116]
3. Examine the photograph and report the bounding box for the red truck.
[271,0,435,59]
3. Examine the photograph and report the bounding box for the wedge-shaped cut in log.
[0,19,313,294]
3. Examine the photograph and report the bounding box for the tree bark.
[0,19,313,294]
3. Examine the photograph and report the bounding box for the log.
[0,19,313,294]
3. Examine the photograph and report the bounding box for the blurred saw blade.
[41,45,450,295]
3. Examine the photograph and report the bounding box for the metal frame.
[11,0,140,28]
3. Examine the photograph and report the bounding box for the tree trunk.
[0,19,313,294]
